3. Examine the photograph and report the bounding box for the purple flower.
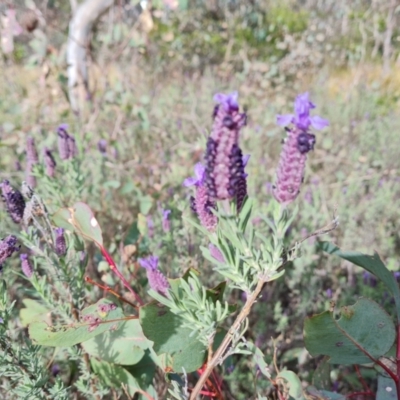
[276,92,329,131]
[138,256,170,297]
[162,209,171,233]
[183,163,206,187]
[20,254,33,278]
[0,235,19,266]
[184,164,217,232]
[363,271,377,288]
[273,93,328,205]
[55,228,66,256]
[1,180,25,224]
[205,92,247,201]
[97,139,107,155]
[57,124,77,160]
[26,137,38,188]
[43,148,56,177]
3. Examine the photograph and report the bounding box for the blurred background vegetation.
[2,0,400,398]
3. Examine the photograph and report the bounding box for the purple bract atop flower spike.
[205,91,247,201]
[1,180,26,223]
[138,255,170,297]
[0,235,19,266]
[273,93,328,205]
[183,163,205,187]
[184,163,217,232]
[276,92,329,131]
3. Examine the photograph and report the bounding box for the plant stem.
[189,279,265,400]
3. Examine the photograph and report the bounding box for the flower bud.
[20,254,33,278]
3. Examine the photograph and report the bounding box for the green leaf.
[20,299,51,327]
[140,303,206,373]
[377,375,397,400]
[82,319,149,365]
[312,356,331,390]
[29,299,124,347]
[320,241,400,321]
[91,358,143,397]
[52,202,103,246]
[277,370,305,399]
[304,298,396,365]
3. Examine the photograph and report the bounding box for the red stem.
[396,325,400,400]
[100,246,144,306]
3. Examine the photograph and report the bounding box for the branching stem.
[189,279,265,399]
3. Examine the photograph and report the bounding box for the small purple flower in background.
[205,92,247,202]
[0,317,3,324]
[57,124,78,160]
[0,235,19,266]
[97,139,107,155]
[209,244,225,263]
[26,137,39,188]
[162,209,171,233]
[51,364,60,377]
[43,148,56,177]
[326,288,332,298]
[1,180,26,223]
[184,163,217,232]
[20,254,33,278]
[55,228,66,256]
[273,92,328,205]
[363,271,377,288]
[393,271,400,282]
[138,255,170,297]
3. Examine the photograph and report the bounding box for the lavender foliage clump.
[1,180,26,223]
[274,92,328,205]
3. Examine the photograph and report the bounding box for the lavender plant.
[4,88,396,400]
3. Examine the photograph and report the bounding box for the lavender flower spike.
[20,254,33,278]
[43,148,56,177]
[55,228,66,256]
[273,93,328,205]
[205,92,247,201]
[138,255,170,297]
[184,163,217,231]
[0,235,19,266]
[57,124,78,160]
[1,180,25,223]
[26,137,39,188]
